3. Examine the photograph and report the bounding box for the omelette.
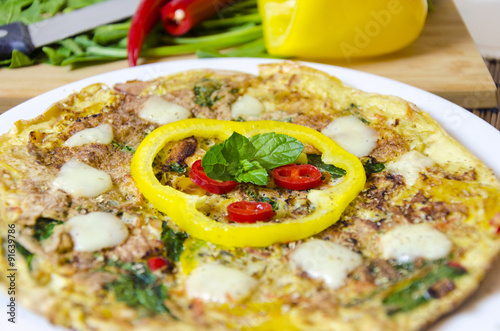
[0,62,499,330]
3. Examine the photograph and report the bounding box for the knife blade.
[0,0,141,59]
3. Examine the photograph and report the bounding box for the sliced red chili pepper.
[127,0,168,67]
[227,201,275,223]
[272,164,323,190]
[160,0,236,36]
[189,160,238,194]
[147,256,167,271]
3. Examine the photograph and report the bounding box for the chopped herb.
[279,117,293,123]
[33,217,63,241]
[105,261,171,315]
[383,263,466,315]
[15,242,34,269]
[363,157,385,174]
[360,117,371,125]
[248,191,278,211]
[111,141,135,153]
[193,79,221,107]
[307,154,346,179]
[169,162,187,173]
[257,197,278,211]
[161,222,188,262]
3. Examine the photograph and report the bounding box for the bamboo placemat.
[473,60,500,130]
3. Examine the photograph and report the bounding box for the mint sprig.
[202,132,304,185]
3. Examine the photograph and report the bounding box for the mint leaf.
[222,132,255,175]
[235,160,268,185]
[201,143,233,181]
[249,133,304,169]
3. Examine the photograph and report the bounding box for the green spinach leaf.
[383,263,466,315]
[363,157,385,174]
[15,242,34,269]
[33,217,63,241]
[105,262,170,314]
[161,222,188,262]
[307,154,346,179]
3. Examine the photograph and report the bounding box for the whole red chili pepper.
[127,0,168,67]
[160,0,237,36]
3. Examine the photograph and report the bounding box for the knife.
[0,0,141,59]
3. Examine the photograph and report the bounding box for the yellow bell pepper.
[258,0,428,60]
[131,118,365,247]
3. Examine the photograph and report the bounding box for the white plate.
[1,58,500,331]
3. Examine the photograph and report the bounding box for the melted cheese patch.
[387,150,434,186]
[321,115,378,157]
[231,95,264,119]
[53,158,112,197]
[67,212,129,252]
[185,264,257,303]
[290,239,362,289]
[380,223,452,263]
[139,95,191,125]
[64,124,113,147]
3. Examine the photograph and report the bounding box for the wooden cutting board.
[0,0,497,114]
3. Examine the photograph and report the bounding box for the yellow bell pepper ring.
[131,119,366,247]
[258,0,428,60]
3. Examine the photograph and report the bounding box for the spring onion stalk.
[198,13,261,29]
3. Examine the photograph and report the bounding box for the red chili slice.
[147,257,167,271]
[272,164,323,190]
[189,160,238,194]
[227,201,275,223]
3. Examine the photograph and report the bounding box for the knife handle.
[0,22,35,59]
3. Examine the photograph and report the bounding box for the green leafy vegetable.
[33,217,63,241]
[202,132,304,185]
[363,158,385,174]
[15,242,34,268]
[1,0,276,68]
[383,263,466,315]
[105,261,170,314]
[8,49,34,68]
[161,222,188,262]
[169,162,187,174]
[307,154,346,179]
